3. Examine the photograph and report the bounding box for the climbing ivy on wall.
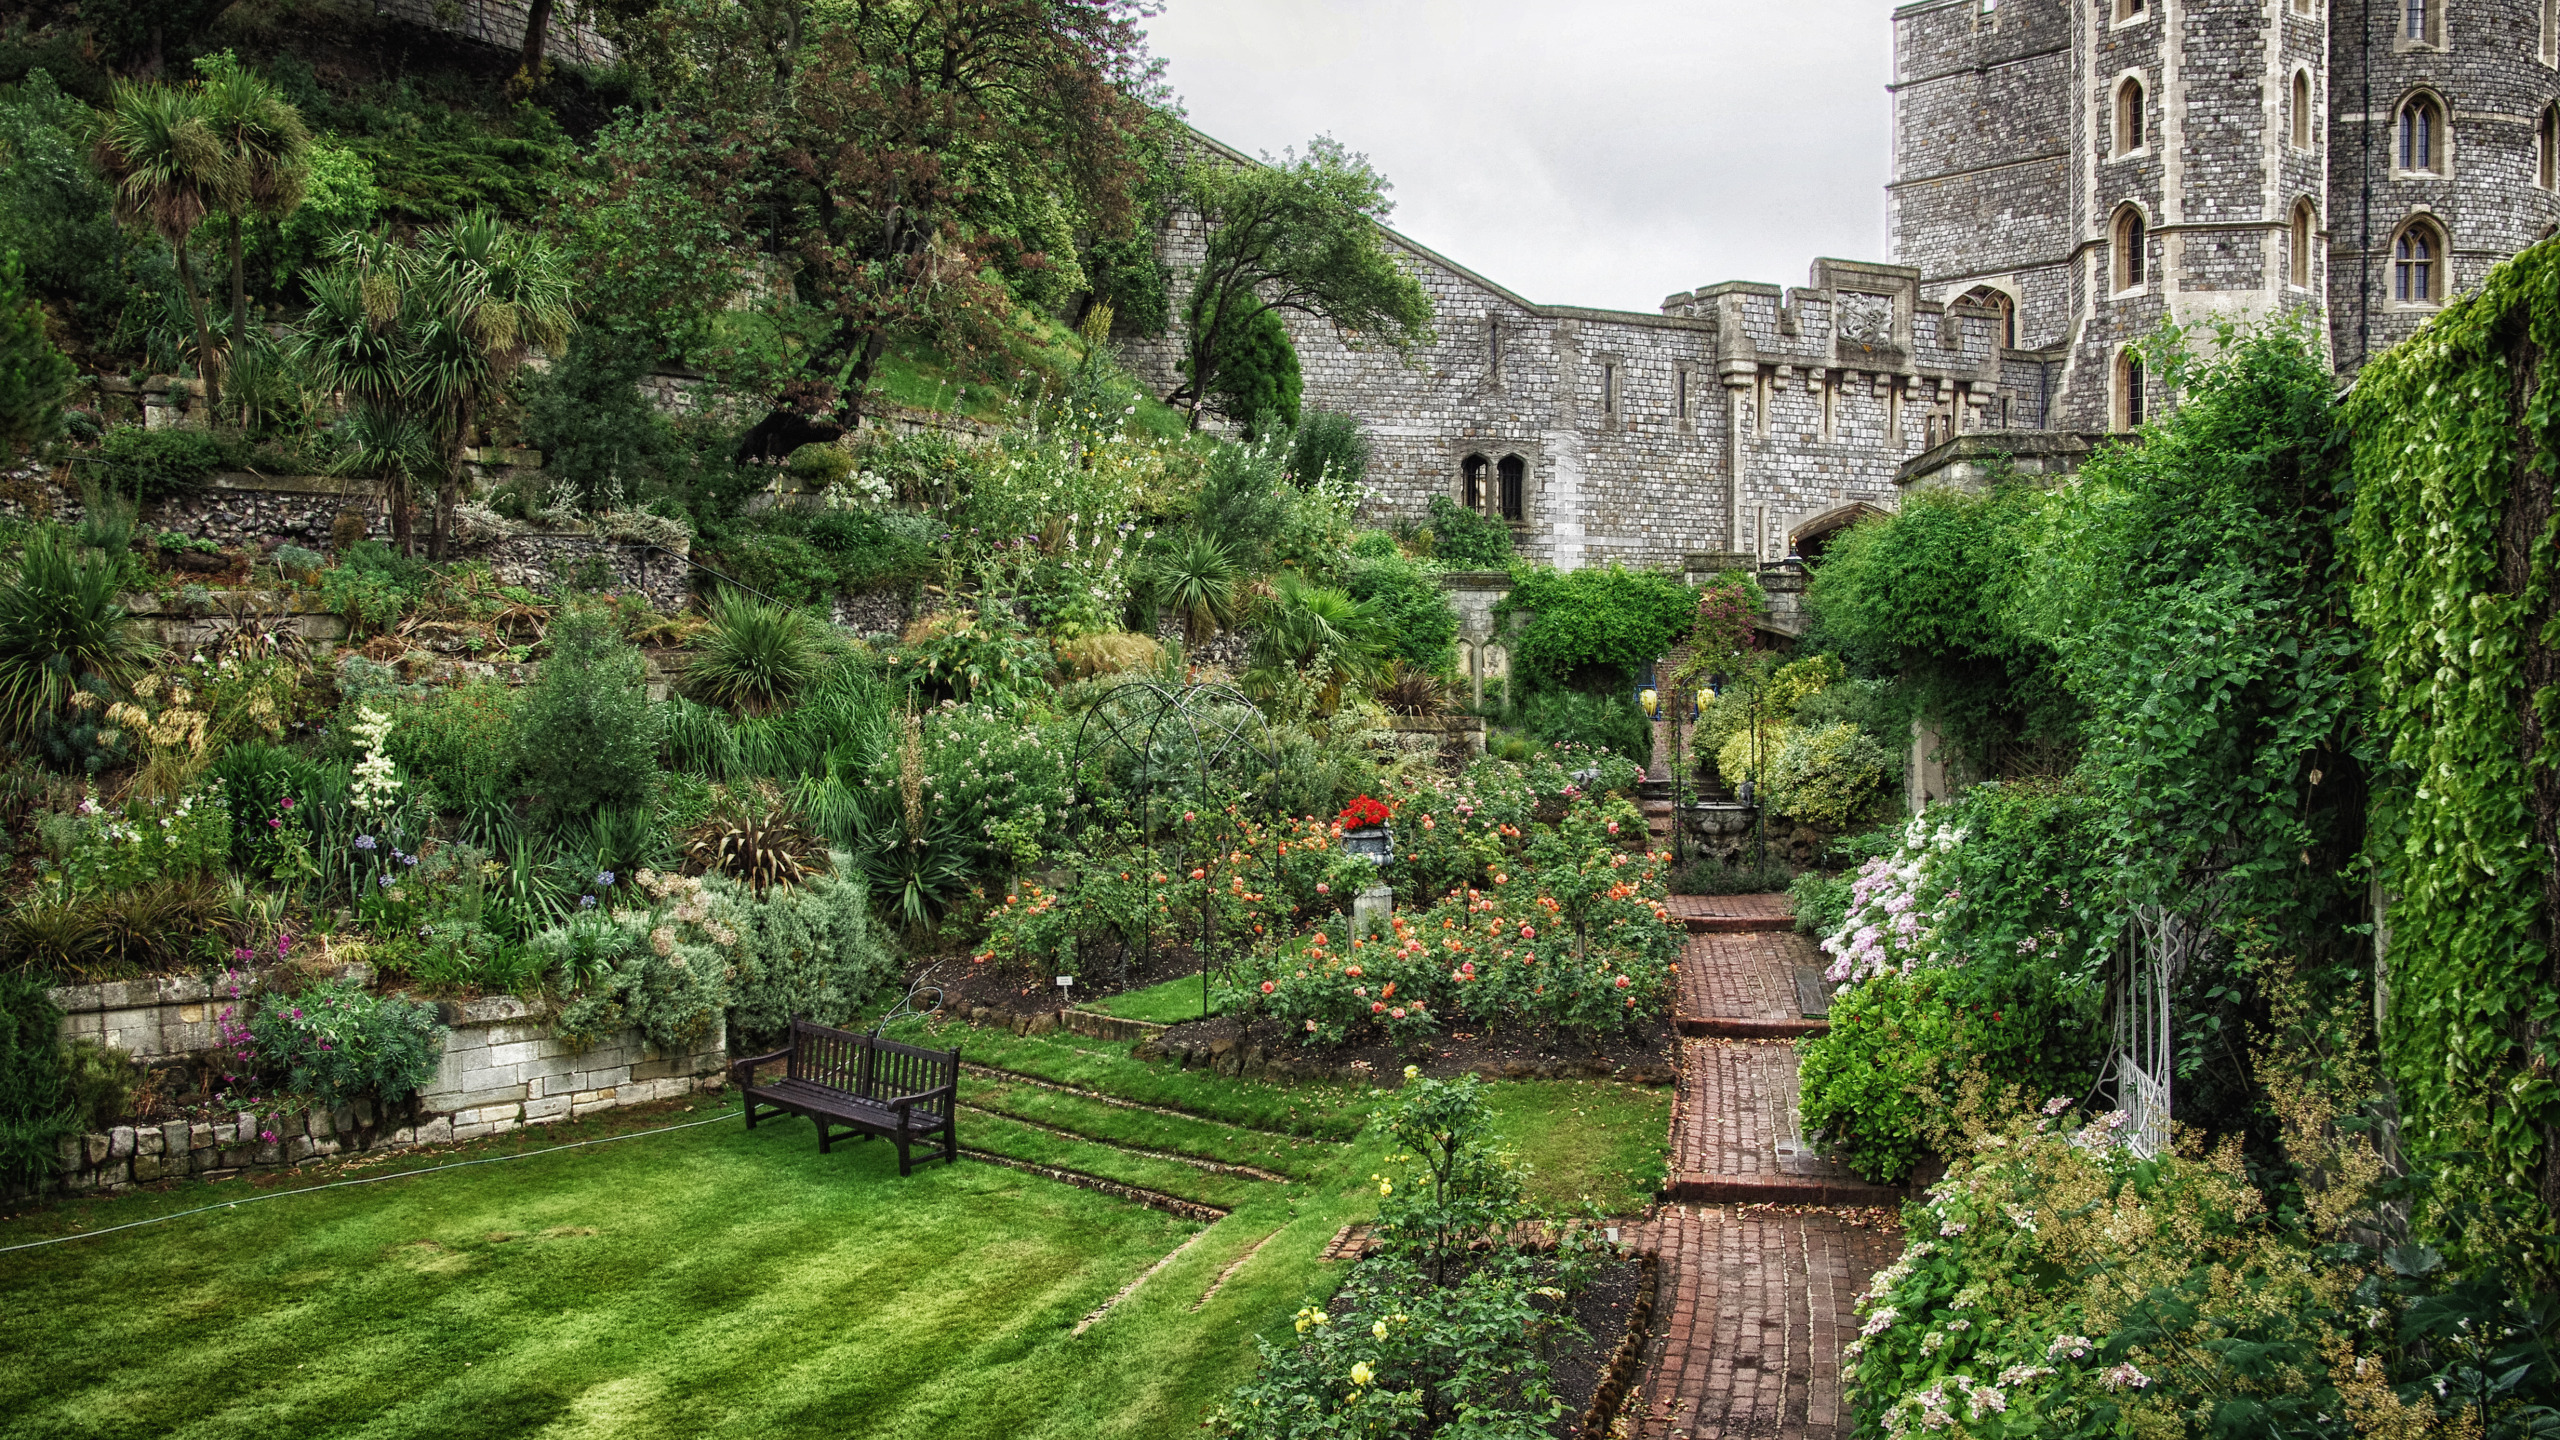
[2347,240,2560,1253]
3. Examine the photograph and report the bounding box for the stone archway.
[1786,500,1889,564]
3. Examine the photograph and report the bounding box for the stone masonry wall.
[24,975,727,1200]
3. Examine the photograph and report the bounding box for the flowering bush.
[545,868,737,1052]
[48,782,230,897]
[246,979,447,1107]
[1223,803,1678,1045]
[1845,1086,2412,1440]
[1799,788,2104,1183]
[1210,1071,1605,1438]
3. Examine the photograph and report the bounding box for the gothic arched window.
[2540,105,2559,189]
[1496,455,1526,523]
[2290,200,2318,288]
[1461,453,1489,513]
[2113,206,2149,293]
[2291,71,2314,149]
[2393,218,2447,305]
[1956,286,2018,348]
[2398,94,2445,173]
[2117,350,2147,431]
[2115,78,2147,156]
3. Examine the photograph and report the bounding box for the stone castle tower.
[1891,0,2560,432]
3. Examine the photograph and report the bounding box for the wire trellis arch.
[2105,899,2203,1158]
[1058,681,1285,1022]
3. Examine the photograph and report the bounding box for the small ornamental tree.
[0,252,73,458]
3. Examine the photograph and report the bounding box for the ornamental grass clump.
[0,528,155,743]
[682,593,835,717]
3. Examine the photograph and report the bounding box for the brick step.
[1682,914,1793,934]
[1660,1171,1905,1209]
[1676,1015,1828,1039]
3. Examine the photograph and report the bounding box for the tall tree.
[1175,136,1434,430]
[94,79,230,412]
[195,52,311,362]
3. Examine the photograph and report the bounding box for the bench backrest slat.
[782,1019,957,1101]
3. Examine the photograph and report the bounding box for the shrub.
[1501,562,1697,692]
[1425,494,1514,570]
[389,681,518,803]
[1285,408,1369,488]
[247,980,447,1107]
[514,603,662,825]
[1210,1072,1604,1437]
[0,528,154,741]
[211,741,318,882]
[0,971,72,1189]
[318,541,430,634]
[543,884,728,1054]
[714,861,897,1045]
[1343,550,1458,673]
[0,249,73,458]
[705,527,842,607]
[683,594,835,717]
[1671,855,1796,895]
[1518,686,1651,761]
[88,427,242,501]
[1767,721,1898,829]
[1204,306,1302,436]
[1141,529,1240,646]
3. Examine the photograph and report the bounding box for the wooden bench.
[730,1018,960,1176]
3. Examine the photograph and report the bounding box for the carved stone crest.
[1836,292,1895,346]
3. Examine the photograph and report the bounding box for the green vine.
[2347,239,2560,1256]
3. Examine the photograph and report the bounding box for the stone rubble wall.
[21,973,728,1201]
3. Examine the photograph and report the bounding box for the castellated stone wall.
[1125,138,2023,573]
[2327,0,2560,374]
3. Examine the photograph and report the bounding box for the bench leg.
[743,1098,758,1129]
[817,1119,832,1154]
[943,1112,957,1167]
[897,1133,912,1177]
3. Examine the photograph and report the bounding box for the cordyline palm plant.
[298,215,573,557]
[1145,528,1240,646]
[94,81,232,412]
[196,53,310,382]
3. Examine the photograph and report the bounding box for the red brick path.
[1627,892,1906,1438]
[1678,931,1827,1039]
[1629,1206,1904,1440]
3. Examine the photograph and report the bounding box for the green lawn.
[1084,973,1225,1025]
[0,1025,1668,1440]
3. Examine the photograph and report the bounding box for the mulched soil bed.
[912,942,1208,1021]
[1547,1256,1651,1436]
[1141,1014,1678,1087]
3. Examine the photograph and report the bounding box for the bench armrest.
[885,1081,956,1121]
[730,1047,791,1086]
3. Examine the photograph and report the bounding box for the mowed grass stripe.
[958,1112,1271,1213]
[962,1078,1333,1181]
[0,1119,1204,1440]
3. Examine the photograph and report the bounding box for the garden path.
[1629,899,1904,1440]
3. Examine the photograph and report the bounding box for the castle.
[1131,0,2560,572]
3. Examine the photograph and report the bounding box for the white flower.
[2047,1334,2092,1360]
[1966,1383,2007,1416]
[2101,1363,2150,1391]
[1861,1307,1899,1337]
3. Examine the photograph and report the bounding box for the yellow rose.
[1372,1320,1388,1340]
[1349,1362,1373,1388]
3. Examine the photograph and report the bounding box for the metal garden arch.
[1059,681,1284,1021]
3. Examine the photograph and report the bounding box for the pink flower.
[1260,981,1275,994]
[1389,1007,1406,1020]
[1520,925,1536,938]
[1614,975,1630,988]
[1606,821,1619,834]
[1305,1019,1318,1032]
[267,818,282,829]
[1371,1002,1386,1013]
[1316,883,1330,895]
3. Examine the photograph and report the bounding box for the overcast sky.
[1142,0,1900,314]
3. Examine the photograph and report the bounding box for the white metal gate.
[2110,904,2193,1157]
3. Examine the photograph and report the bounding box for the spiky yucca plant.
[690,812,820,895]
[0,530,156,742]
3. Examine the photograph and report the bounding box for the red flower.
[1339,795,1393,828]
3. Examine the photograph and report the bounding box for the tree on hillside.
[298,215,574,558]
[1174,137,1434,430]
[94,80,229,411]
[196,52,311,357]
[566,0,1167,428]
[0,252,76,458]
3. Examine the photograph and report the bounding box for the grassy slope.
[0,1030,1666,1439]
[1085,973,1227,1025]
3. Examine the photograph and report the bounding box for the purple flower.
[580,895,598,910]
[290,1008,302,1019]
[276,934,293,958]
[267,818,282,829]
[354,835,377,851]
[597,871,616,888]
[376,873,394,889]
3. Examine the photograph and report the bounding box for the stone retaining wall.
[23,972,728,1201]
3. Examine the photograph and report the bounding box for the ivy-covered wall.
[2348,240,2560,1239]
